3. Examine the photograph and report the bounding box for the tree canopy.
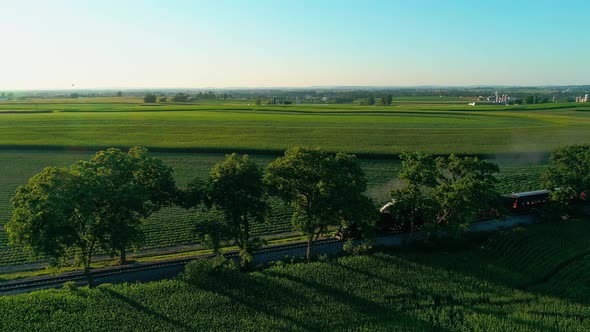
[542,145,590,219]
[73,147,177,263]
[7,147,177,277]
[390,152,500,236]
[143,93,157,103]
[196,153,268,267]
[8,167,102,276]
[265,147,370,259]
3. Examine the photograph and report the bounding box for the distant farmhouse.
[468,91,511,106]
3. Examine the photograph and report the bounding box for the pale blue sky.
[2,0,590,89]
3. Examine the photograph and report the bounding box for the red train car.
[508,190,550,212]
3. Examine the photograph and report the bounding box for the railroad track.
[0,237,341,295]
[0,215,532,295]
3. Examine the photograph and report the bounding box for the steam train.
[336,189,553,240]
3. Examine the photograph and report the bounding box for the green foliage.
[0,152,547,267]
[1,221,590,331]
[380,94,393,106]
[200,153,268,267]
[544,144,590,195]
[265,147,370,259]
[7,167,86,263]
[172,93,189,102]
[62,281,78,292]
[399,151,438,187]
[392,153,501,235]
[543,144,590,219]
[72,147,177,263]
[180,255,239,287]
[7,147,177,273]
[434,154,501,233]
[143,93,157,103]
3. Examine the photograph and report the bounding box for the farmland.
[0,100,590,154]
[0,99,580,267]
[1,219,589,331]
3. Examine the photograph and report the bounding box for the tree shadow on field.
[264,268,453,331]
[368,252,590,330]
[183,269,317,332]
[183,266,447,331]
[99,288,196,332]
[391,243,590,306]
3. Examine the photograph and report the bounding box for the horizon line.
[4,83,590,92]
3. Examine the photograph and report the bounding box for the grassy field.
[0,100,590,154]
[0,220,588,331]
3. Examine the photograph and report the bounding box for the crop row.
[1,220,589,331]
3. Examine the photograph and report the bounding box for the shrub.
[180,256,239,287]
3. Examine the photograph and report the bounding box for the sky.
[2,0,590,90]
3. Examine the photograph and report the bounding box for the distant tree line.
[143,91,232,104]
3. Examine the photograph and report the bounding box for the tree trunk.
[119,248,127,265]
[84,254,94,288]
[306,235,313,260]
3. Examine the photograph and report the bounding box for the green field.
[0,100,590,154]
[1,220,589,331]
[0,99,577,267]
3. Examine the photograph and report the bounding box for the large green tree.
[8,167,103,279]
[390,152,438,234]
[544,145,590,196]
[265,147,370,259]
[73,147,177,264]
[390,152,500,236]
[8,147,177,277]
[197,154,268,267]
[543,145,590,218]
[434,154,500,233]
[143,93,157,103]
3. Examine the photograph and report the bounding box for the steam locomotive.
[336,189,552,240]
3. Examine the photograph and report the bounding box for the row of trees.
[8,145,588,278]
[365,94,393,106]
[144,92,229,103]
[7,147,372,273]
[181,148,373,266]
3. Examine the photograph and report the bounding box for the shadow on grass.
[368,249,590,327]
[99,288,195,332]
[341,253,586,331]
[182,266,447,331]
